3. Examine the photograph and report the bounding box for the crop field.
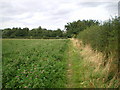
[2,39,69,88]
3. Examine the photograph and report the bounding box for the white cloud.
[0,0,119,30]
[70,4,110,21]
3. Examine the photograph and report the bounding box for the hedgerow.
[77,17,120,80]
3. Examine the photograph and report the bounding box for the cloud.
[0,0,119,30]
[104,2,118,16]
[78,2,105,7]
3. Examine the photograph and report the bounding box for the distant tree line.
[2,26,66,39]
[2,20,99,39]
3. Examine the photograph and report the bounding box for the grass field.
[2,39,69,88]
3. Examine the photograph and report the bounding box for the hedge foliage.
[77,17,120,81]
[77,17,120,57]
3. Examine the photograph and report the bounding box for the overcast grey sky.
[0,0,119,30]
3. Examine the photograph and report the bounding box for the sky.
[0,0,119,30]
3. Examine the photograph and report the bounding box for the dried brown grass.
[73,38,119,83]
[71,38,120,87]
[72,38,104,71]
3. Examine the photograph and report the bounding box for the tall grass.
[77,17,120,85]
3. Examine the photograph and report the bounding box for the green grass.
[67,40,89,88]
[2,39,69,88]
[68,39,119,88]
[67,40,101,88]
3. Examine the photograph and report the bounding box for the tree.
[65,20,99,38]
